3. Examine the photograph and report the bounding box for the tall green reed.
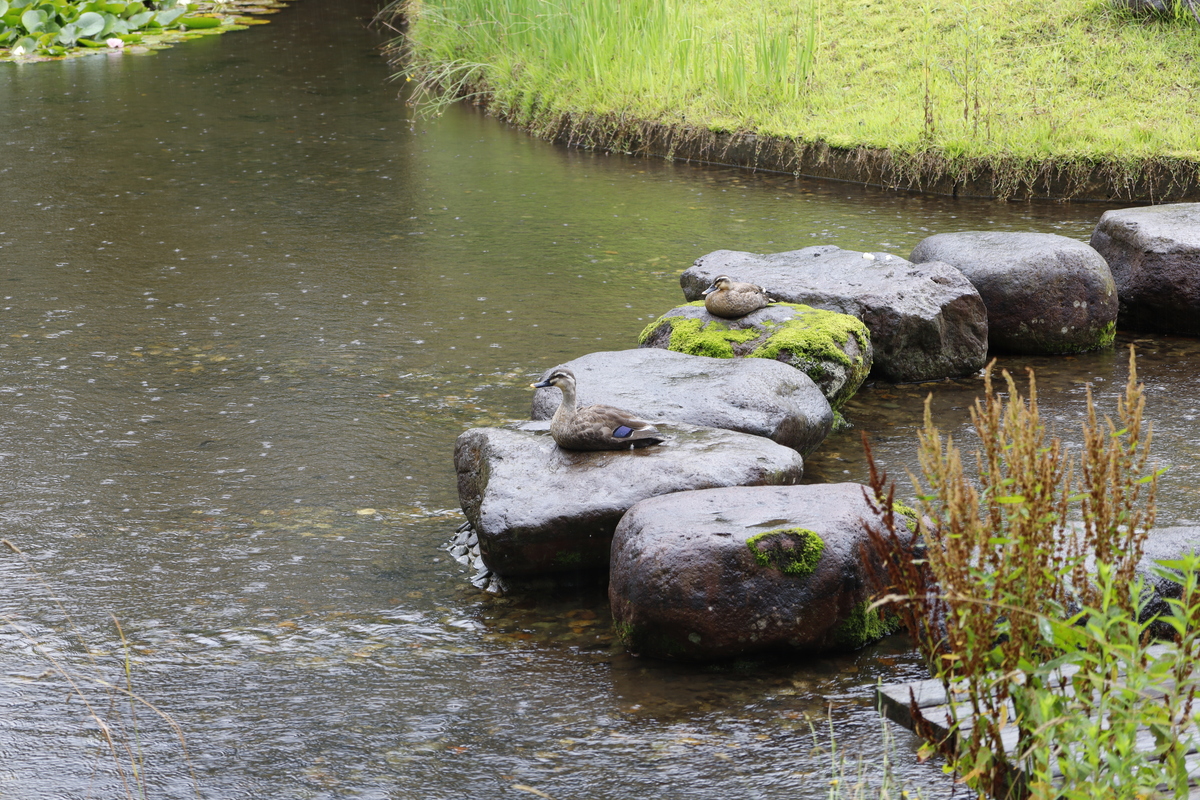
[391,0,819,119]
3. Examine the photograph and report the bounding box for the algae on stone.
[554,550,583,568]
[639,302,872,411]
[745,527,824,579]
[891,501,920,531]
[637,306,760,358]
[832,600,899,650]
[747,306,869,368]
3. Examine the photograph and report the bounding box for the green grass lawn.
[390,0,1200,197]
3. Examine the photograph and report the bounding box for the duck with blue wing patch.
[530,368,665,451]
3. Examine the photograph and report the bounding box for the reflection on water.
[0,0,1194,797]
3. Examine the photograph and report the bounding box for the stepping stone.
[531,349,833,455]
[682,246,987,382]
[637,303,870,414]
[454,423,805,578]
[911,231,1117,354]
[1090,203,1200,335]
[609,483,904,660]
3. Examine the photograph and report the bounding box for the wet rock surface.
[910,231,1117,354]
[682,246,987,382]
[531,348,833,455]
[609,483,901,661]
[1089,203,1200,335]
[636,305,870,414]
[1137,526,1200,634]
[454,422,805,578]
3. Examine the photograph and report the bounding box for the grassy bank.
[388,0,1200,199]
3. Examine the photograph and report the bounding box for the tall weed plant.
[863,348,1200,798]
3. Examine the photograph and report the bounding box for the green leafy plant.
[2,0,216,58]
[861,347,1195,798]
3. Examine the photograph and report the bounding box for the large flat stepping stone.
[609,483,901,660]
[682,246,987,383]
[1090,203,1200,335]
[636,304,870,414]
[454,423,804,578]
[910,231,1117,354]
[531,349,833,455]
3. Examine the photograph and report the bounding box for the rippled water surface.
[2,2,1197,797]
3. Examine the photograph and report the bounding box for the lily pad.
[2,0,285,60]
[77,11,105,36]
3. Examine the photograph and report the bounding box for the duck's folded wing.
[607,419,662,443]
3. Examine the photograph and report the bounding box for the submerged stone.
[531,348,833,455]
[454,423,804,578]
[609,483,903,661]
[637,303,870,412]
[911,231,1117,354]
[1090,203,1200,336]
[682,246,987,383]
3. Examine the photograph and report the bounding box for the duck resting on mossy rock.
[702,275,772,318]
[682,246,988,383]
[531,368,665,451]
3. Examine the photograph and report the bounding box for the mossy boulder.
[638,302,871,412]
[609,483,905,661]
[682,247,988,383]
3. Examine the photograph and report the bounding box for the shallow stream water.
[2,2,1198,798]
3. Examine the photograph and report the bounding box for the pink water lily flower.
[106,38,124,49]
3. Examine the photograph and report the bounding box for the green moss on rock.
[745,527,824,579]
[554,550,583,568]
[638,308,759,358]
[833,601,899,650]
[639,302,872,410]
[1014,317,1118,355]
[747,304,870,369]
[614,621,690,658]
[891,501,920,531]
